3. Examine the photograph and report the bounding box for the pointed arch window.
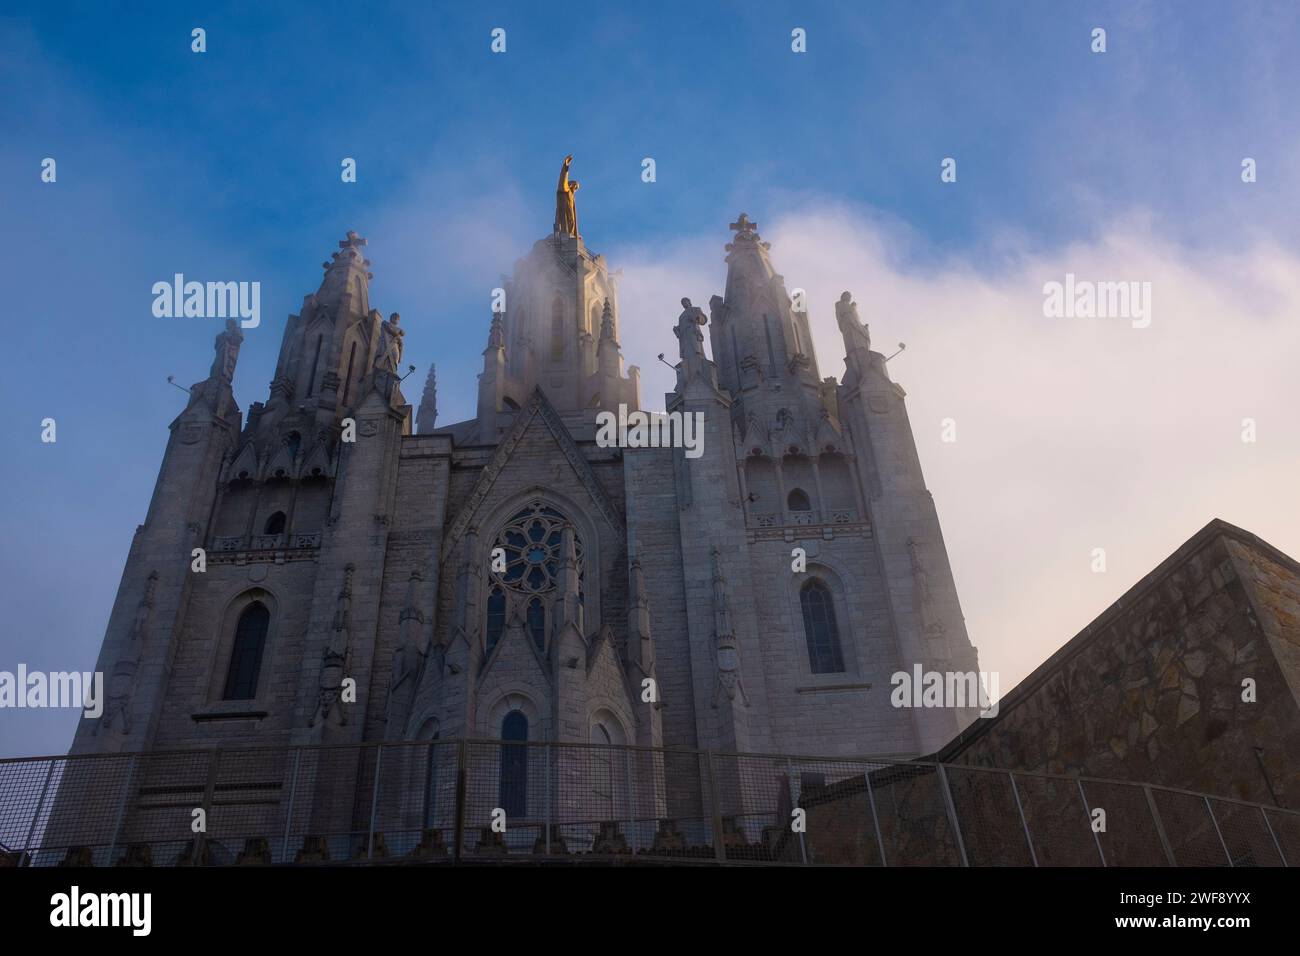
[306,335,323,397]
[787,489,812,512]
[223,602,270,700]
[485,587,506,657]
[526,597,546,652]
[499,711,529,817]
[263,511,287,535]
[800,580,845,674]
[590,721,614,819]
[342,341,358,405]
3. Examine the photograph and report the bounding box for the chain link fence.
[1,741,1295,866]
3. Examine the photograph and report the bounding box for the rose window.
[491,503,582,594]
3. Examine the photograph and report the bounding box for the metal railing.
[1,740,1296,866]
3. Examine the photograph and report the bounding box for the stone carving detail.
[710,548,748,708]
[373,312,404,375]
[628,557,659,691]
[386,570,425,725]
[725,212,765,250]
[417,364,438,434]
[674,298,708,382]
[210,319,244,383]
[310,564,354,729]
[835,291,871,353]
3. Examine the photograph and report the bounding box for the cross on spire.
[339,230,368,251]
[729,213,759,239]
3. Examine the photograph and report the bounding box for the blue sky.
[2,1,1298,756]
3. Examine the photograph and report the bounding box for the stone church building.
[68,206,983,840]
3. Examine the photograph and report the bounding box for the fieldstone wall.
[941,521,1300,807]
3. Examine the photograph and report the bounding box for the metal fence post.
[1143,785,1178,866]
[544,743,552,854]
[280,748,301,863]
[106,754,138,868]
[864,767,887,867]
[1077,779,1106,866]
[625,748,638,853]
[20,760,56,867]
[1204,796,1233,866]
[1260,807,1287,866]
[786,758,808,865]
[936,764,969,867]
[452,739,467,865]
[704,751,726,863]
[366,745,383,860]
[1007,772,1038,867]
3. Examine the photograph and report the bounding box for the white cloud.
[612,202,1300,693]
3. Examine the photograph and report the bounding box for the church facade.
[70,202,982,829]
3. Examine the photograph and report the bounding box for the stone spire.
[627,557,658,680]
[477,311,509,424]
[553,524,584,638]
[417,364,438,434]
[246,229,388,464]
[478,193,637,419]
[281,230,374,404]
[598,298,617,345]
[705,212,828,454]
[316,230,374,314]
[485,311,505,351]
[596,297,625,406]
[310,564,354,730]
[714,213,820,386]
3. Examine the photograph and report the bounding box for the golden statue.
[554,154,580,237]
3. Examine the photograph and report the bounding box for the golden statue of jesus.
[555,154,580,237]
